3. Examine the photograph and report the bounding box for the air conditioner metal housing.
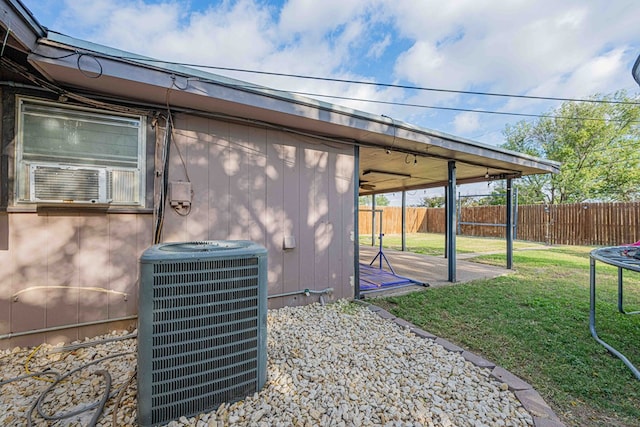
[29,163,110,204]
[137,240,268,427]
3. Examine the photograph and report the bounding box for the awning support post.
[371,194,376,246]
[401,190,407,251]
[506,178,514,269]
[444,187,448,259]
[354,146,361,300]
[447,161,457,282]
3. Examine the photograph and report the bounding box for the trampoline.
[589,245,640,380]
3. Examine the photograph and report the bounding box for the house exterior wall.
[0,212,152,349]
[161,114,355,309]
[0,98,355,349]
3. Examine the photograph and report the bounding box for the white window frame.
[15,97,146,207]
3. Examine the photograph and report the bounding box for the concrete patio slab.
[359,245,509,295]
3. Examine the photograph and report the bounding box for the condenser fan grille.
[138,241,267,427]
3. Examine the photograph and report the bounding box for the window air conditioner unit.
[138,240,268,427]
[29,164,110,204]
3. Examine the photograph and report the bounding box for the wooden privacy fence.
[359,207,445,235]
[358,202,640,246]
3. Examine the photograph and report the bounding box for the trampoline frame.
[589,246,640,380]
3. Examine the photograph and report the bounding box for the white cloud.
[18,0,640,145]
[554,7,588,30]
[395,40,444,76]
[55,0,276,69]
[278,0,372,36]
[368,34,391,59]
[452,112,481,135]
[566,48,629,94]
[385,0,640,97]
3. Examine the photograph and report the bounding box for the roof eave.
[1,0,46,52]
[28,36,559,178]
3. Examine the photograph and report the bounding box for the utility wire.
[110,55,640,105]
[242,87,639,123]
[25,48,640,120]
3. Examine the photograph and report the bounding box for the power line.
[28,49,640,120]
[114,55,640,105]
[222,81,638,122]
[255,87,638,123]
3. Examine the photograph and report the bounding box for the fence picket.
[358,202,640,246]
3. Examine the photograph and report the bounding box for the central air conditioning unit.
[137,241,268,427]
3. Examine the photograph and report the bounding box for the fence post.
[544,203,551,245]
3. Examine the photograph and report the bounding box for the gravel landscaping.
[1,300,539,426]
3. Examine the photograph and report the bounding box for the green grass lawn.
[359,232,547,256]
[369,236,640,427]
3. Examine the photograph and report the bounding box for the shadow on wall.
[0,115,357,348]
[161,118,355,306]
[0,212,151,348]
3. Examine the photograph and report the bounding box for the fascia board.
[1,0,46,52]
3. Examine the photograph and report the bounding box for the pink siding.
[0,214,10,337]
[163,115,355,306]
[281,142,302,308]
[265,132,286,307]
[0,213,150,349]
[8,214,48,344]
[0,113,355,349]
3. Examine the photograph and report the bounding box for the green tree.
[477,190,507,206]
[418,195,445,207]
[359,194,390,206]
[501,91,640,204]
[375,194,390,206]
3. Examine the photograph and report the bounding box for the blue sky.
[21,0,640,204]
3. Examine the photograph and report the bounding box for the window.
[15,98,146,206]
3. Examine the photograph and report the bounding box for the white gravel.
[0,300,533,426]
